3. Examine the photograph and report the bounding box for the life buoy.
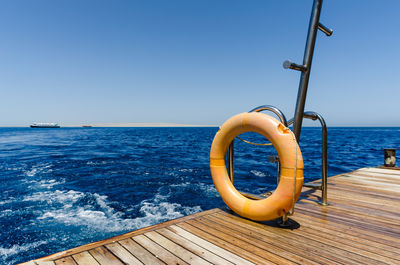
[210,112,304,221]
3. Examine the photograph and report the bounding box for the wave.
[25,163,52,177]
[0,241,47,265]
[169,182,218,197]
[23,188,202,233]
[133,195,201,229]
[23,190,85,204]
[37,179,65,189]
[0,198,15,206]
[250,170,267,177]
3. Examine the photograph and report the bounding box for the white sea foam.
[0,241,46,259]
[29,189,132,232]
[26,168,37,177]
[4,166,23,171]
[168,182,219,197]
[0,209,13,218]
[23,190,84,204]
[178,168,194,173]
[133,195,202,229]
[25,164,52,177]
[87,161,108,165]
[251,170,267,177]
[169,182,191,188]
[26,187,202,233]
[24,175,64,190]
[197,183,218,196]
[37,179,65,189]
[0,198,15,206]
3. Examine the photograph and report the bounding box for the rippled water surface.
[1,127,399,264]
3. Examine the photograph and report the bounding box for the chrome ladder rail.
[288,111,328,205]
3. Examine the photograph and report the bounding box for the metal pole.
[301,111,328,205]
[293,0,323,142]
[227,142,234,183]
[321,116,328,205]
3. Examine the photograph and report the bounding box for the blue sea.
[0,127,399,264]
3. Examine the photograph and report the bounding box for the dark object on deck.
[384,148,396,167]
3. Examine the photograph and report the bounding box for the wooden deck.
[22,167,400,265]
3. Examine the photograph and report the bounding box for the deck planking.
[21,167,400,264]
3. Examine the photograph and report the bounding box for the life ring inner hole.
[227,132,280,198]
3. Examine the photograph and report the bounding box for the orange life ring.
[210,112,304,221]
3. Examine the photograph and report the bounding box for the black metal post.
[293,0,323,142]
[227,142,234,182]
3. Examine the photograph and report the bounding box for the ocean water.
[0,126,399,264]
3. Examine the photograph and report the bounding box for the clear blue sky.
[1,0,399,126]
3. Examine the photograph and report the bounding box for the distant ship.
[30,123,60,128]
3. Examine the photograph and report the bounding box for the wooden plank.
[293,209,400,251]
[297,199,400,228]
[303,190,400,216]
[145,231,212,265]
[295,207,400,244]
[329,180,400,196]
[217,210,394,265]
[104,242,142,265]
[295,203,400,236]
[35,261,56,265]
[350,172,400,182]
[333,176,400,193]
[133,234,187,265]
[306,197,400,224]
[168,225,255,265]
[333,173,400,188]
[286,214,400,262]
[359,167,400,176]
[344,168,400,179]
[118,238,165,265]
[295,211,400,251]
[201,215,327,265]
[89,246,124,265]
[293,209,400,247]
[71,252,100,265]
[322,182,400,202]
[263,219,398,264]
[213,212,364,265]
[157,227,235,265]
[309,186,400,208]
[178,222,274,265]
[54,257,77,265]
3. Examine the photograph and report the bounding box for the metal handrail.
[288,111,328,205]
[249,105,288,126]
